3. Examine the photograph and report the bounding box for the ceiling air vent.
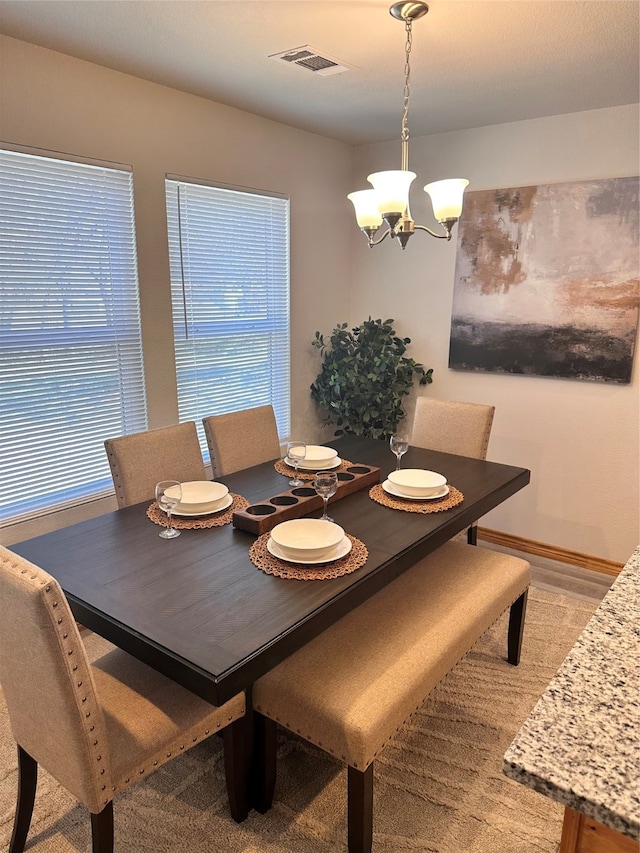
[269,45,353,77]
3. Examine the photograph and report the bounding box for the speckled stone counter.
[503,546,639,840]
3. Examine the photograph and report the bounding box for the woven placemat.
[369,483,464,514]
[147,493,249,529]
[249,532,368,581]
[274,458,355,481]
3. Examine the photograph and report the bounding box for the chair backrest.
[410,398,495,460]
[104,421,207,508]
[203,405,280,476]
[0,546,112,813]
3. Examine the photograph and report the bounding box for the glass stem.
[323,497,328,520]
[167,510,173,532]
[396,456,401,470]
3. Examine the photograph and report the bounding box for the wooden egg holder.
[232,463,381,535]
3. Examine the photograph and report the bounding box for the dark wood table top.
[11,436,530,705]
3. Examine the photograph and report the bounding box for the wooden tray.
[232,463,380,535]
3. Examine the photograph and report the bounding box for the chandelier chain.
[401,18,413,144]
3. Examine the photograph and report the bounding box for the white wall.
[2,35,637,563]
[0,35,353,543]
[350,105,640,563]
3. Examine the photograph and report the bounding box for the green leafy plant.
[310,318,433,439]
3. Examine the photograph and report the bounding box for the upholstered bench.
[252,540,531,853]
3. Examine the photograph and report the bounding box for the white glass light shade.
[347,190,383,229]
[367,170,416,216]
[424,178,469,222]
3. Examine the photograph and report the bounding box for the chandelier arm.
[414,223,452,241]
[366,227,392,247]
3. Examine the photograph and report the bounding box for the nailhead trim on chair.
[105,445,126,506]
[110,703,246,797]
[37,569,112,807]
[5,557,108,809]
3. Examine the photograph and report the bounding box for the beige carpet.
[0,586,596,853]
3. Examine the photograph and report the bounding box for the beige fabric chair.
[203,405,280,476]
[0,546,250,853]
[410,398,495,544]
[410,397,495,460]
[104,421,207,508]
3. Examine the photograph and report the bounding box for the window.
[0,149,147,524]
[165,177,290,459]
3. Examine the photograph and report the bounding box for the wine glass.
[313,471,338,522]
[287,441,306,487]
[390,434,409,470]
[155,480,182,539]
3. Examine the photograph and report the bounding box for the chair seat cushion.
[91,650,245,791]
[253,542,529,771]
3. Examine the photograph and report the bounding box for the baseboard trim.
[477,528,624,577]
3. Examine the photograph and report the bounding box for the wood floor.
[479,542,615,605]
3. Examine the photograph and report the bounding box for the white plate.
[382,480,450,502]
[171,494,233,517]
[267,535,352,565]
[286,456,341,471]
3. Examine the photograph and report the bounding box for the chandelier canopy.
[348,1,468,250]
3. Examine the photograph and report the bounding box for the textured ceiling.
[0,0,638,145]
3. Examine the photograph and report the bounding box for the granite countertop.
[503,546,639,839]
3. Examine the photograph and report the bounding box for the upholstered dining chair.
[104,421,207,508]
[0,545,250,853]
[410,397,495,544]
[203,405,281,476]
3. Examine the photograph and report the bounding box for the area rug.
[0,586,596,853]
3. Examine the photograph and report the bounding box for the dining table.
[10,435,530,707]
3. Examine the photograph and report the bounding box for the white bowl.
[172,494,233,516]
[301,445,338,464]
[296,456,341,471]
[166,480,229,511]
[387,469,447,497]
[270,518,345,560]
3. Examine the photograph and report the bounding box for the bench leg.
[347,763,374,853]
[508,589,528,666]
[252,712,277,814]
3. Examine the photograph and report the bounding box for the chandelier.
[348,1,468,250]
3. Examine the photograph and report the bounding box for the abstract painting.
[449,176,639,383]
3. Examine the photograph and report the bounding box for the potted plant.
[310,317,432,439]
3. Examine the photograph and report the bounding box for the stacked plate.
[286,445,341,471]
[268,518,352,564]
[383,469,449,501]
[165,481,231,516]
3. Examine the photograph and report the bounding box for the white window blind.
[0,149,147,524]
[166,178,290,457]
